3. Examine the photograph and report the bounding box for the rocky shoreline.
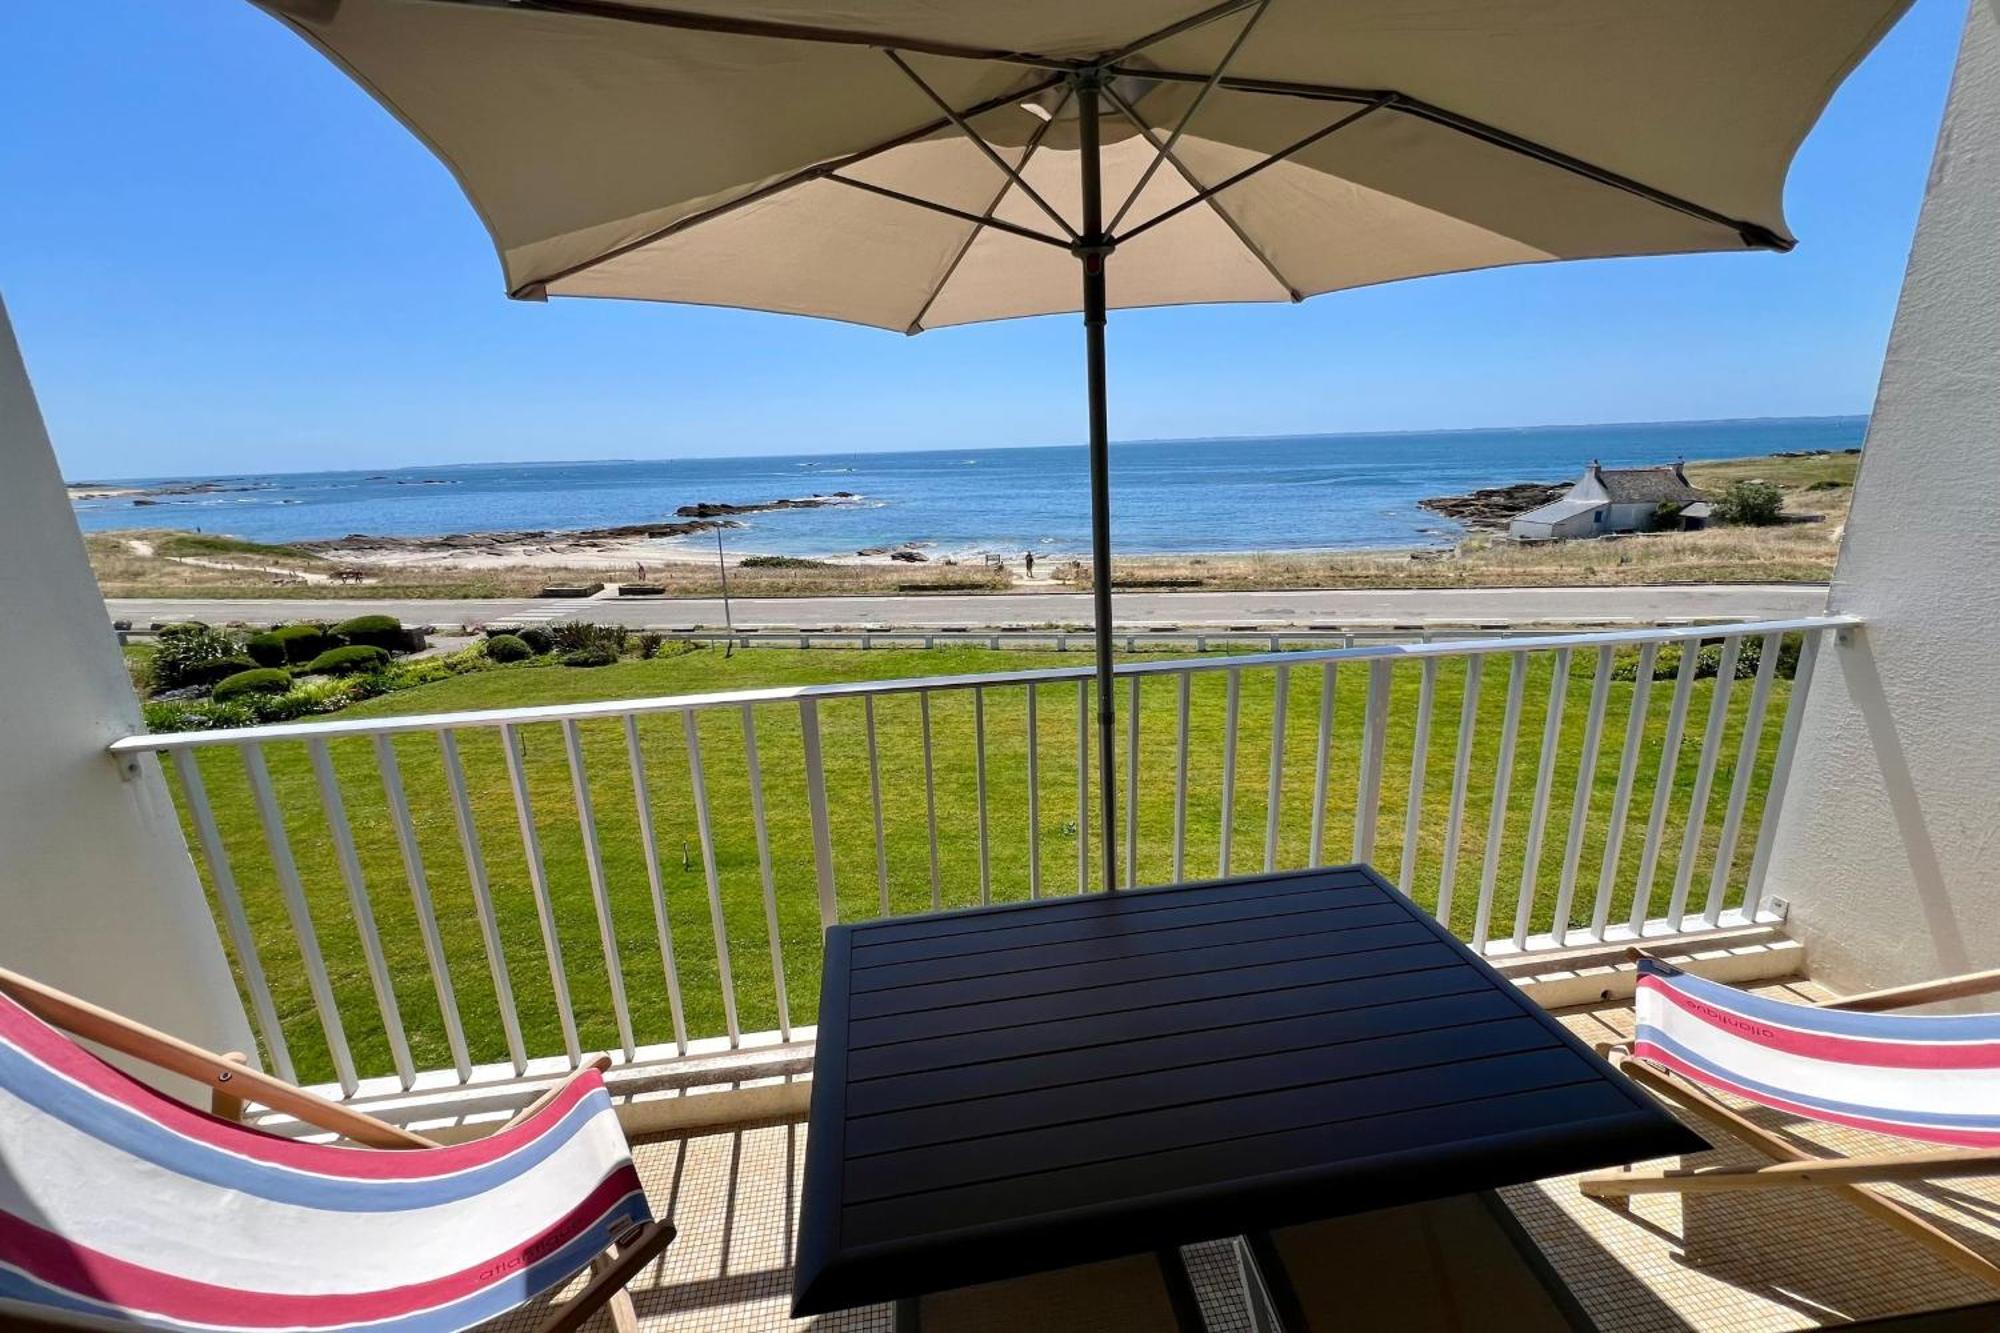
[287,492,878,568]
[296,517,738,558]
[674,491,855,518]
[1417,480,1567,532]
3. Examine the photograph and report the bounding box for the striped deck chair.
[0,966,676,1332]
[1582,953,2000,1288]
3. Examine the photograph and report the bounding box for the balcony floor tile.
[482,978,2000,1332]
[1504,979,2000,1332]
[478,1117,1250,1332]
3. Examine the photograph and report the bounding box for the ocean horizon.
[69,415,1866,560]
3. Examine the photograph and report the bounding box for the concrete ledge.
[1497,924,1806,1011]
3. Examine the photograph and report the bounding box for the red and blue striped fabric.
[1634,957,2000,1148]
[0,988,653,1331]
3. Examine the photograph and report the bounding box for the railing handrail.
[110,614,1855,754]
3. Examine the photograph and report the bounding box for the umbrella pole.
[1077,77,1119,893]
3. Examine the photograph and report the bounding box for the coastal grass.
[163,643,1793,1087]
[86,530,1009,600]
[1060,452,1858,592]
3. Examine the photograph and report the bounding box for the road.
[108,583,1829,631]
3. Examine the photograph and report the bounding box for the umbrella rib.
[906,88,1071,335]
[1105,0,1269,238]
[512,71,1068,298]
[882,49,1079,242]
[1116,99,1392,246]
[1099,0,1267,67]
[421,0,1083,70]
[1105,65,1793,250]
[1100,83,1302,302]
[821,175,1073,250]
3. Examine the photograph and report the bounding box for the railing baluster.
[1218,667,1242,875]
[1354,660,1392,864]
[738,706,789,1041]
[499,722,581,1067]
[241,742,356,1096]
[1076,679,1089,893]
[438,731,525,1073]
[1026,684,1041,900]
[1397,659,1438,897]
[1668,636,1743,929]
[171,749,292,1082]
[121,615,1857,1085]
[305,737,408,1089]
[561,720,635,1060]
[622,716,688,1054]
[1590,644,1657,941]
[789,698,836,938]
[1749,630,1824,917]
[1309,663,1336,865]
[1435,655,1484,929]
[865,696,890,916]
[1472,653,1527,951]
[1511,649,1571,951]
[1551,647,1612,946]
[1263,665,1289,872]
[1173,671,1191,882]
[920,691,942,910]
[685,710,741,1046]
[367,735,471,1083]
[1705,634,1782,925]
[974,687,991,905]
[1630,644,1701,934]
[1126,674,1140,887]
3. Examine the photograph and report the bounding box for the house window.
[1594,510,1604,524]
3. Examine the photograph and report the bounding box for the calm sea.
[70,417,1864,559]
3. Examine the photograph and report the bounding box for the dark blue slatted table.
[792,864,1702,1315]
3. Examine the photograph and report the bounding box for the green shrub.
[1610,636,1802,682]
[156,621,211,639]
[739,554,829,569]
[272,623,338,663]
[636,633,663,660]
[518,626,555,655]
[484,634,533,662]
[212,667,293,702]
[559,647,617,668]
[1713,479,1785,526]
[244,632,288,668]
[152,625,251,689]
[333,614,405,650]
[551,621,627,656]
[304,644,390,676]
[143,698,258,732]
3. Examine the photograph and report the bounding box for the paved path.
[108,583,1828,631]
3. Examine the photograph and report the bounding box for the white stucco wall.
[1764,0,2000,992]
[0,295,254,1064]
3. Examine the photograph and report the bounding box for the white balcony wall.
[1767,2,2000,991]
[0,296,253,1072]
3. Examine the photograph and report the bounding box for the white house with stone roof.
[1508,460,1708,541]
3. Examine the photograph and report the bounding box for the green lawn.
[163,642,1795,1086]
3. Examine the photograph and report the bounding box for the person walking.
[1024,550,1035,579]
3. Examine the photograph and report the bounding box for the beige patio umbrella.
[253,0,1909,889]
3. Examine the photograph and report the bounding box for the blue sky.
[0,0,1966,477]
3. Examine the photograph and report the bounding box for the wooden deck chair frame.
[0,966,676,1333]
[1580,950,2000,1290]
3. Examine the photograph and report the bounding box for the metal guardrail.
[112,616,1850,1098]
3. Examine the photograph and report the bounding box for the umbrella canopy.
[253,0,1908,886]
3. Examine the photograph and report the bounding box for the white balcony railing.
[109,616,1847,1103]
